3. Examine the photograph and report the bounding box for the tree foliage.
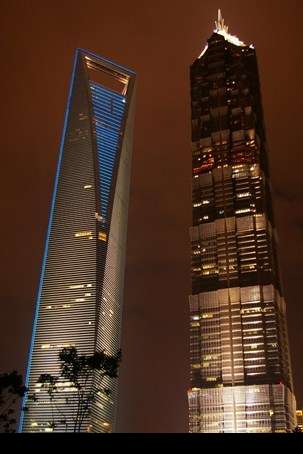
[28,347,121,432]
[0,371,27,433]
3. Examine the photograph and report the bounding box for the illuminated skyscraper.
[188,11,296,433]
[19,49,136,432]
[296,410,303,431]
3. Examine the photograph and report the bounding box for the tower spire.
[215,9,229,34]
[213,8,246,47]
[198,8,251,58]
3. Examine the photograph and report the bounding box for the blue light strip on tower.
[89,82,125,220]
[18,49,80,432]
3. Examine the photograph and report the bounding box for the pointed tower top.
[215,9,229,34]
[198,9,254,59]
[213,8,246,47]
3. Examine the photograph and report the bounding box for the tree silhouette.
[27,347,121,432]
[0,371,27,433]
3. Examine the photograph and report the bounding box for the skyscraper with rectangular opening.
[19,49,136,433]
[188,11,296,433]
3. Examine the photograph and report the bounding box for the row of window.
[74,230,107,241]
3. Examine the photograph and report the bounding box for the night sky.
[1,0,302,433]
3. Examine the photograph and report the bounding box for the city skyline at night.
[19,49,136,433]
[0,1,302,434]
[188,11,296,432]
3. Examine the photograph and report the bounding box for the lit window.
[237,192,251,198]
[62,304,71,308]
[241,307,261,314]
[202,313,213,319]
[202,263,216,270]
[56,343,74,348]
[46,305,52,309]
[31,422,38,427]
[84,293,92,297]
[98,232,107,241]
[206,377,217,382]
[87,284,92,288]
[41,344,51,349]
[75,298,85,302]
[75,231,93,238]
[45,428,53,432]
[69,284,84,289]
[84,185,92,189]
[192,364,201,369]
[235,208,251,214]
[203,355,218,360]
[202,200,210,204]
[191,322,200,327]
[95,212,105,222]
[203,215,209,220]
[193,202,202,208]
[246,387,260,393]
[249,344,259,349]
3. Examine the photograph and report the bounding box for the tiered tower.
[188,11,296,433]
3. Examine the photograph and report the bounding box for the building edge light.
[198,44,208,59]
[18,49,80,433]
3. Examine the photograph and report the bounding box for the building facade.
[296,410,303,431]
[188,12,296,433]
[19,49,136,433]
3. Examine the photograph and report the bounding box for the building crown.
[198,9,253,58]
[214,9,246,47]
